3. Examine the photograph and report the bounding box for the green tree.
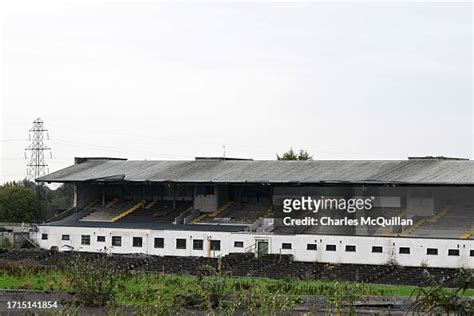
[277,148,313,160]
[47,183,74,210]
[0,186,47,222]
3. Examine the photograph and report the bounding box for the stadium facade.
[34,157,474,269]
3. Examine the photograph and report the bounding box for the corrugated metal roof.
[36,159,474,185]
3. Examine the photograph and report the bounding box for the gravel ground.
[0,289,421,315]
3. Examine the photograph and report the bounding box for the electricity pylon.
[25,118,51,181]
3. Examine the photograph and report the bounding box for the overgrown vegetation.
[64,254,126,306]
[410,268,474,314]
[172,264,298,314]
[0,256,472,313]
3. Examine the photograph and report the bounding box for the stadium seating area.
[119,200,192,224]
[79,199,192,224]
[402,205,474,239]
[75,197,473,240]
[197,199,272,225]
[80,200,140,222]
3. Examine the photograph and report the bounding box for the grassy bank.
[0,270,472,305]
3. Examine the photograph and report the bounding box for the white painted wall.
[33,225,474,269]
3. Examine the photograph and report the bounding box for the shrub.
[173,267,297,313]
[410,269,474,314]
[2,238,12,249]
[64,254,125,306]
[0,258,48,275]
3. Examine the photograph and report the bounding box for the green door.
[257,241,269,258]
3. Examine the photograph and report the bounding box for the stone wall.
[0,250,470,288]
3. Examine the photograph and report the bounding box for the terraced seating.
[118,201,192,224]
[80,200,139,222]
[406,205,473,239]
[203,200,272,224]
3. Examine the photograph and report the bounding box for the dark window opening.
[282,243,292,250]
[97,236,105,242]
[205,185,215,195]
[61,235,69,241]
[399,247,410,254]
[81,235,90,245]
[448,249,460,256]
[307,244,317,251]
[345,245,356,252]
[193,239,203,250]
[470,250,474,257]
[197,185,215,195]
[112,236,121,247]
[42,234,48,240]
[210,240,221,251]
[133,237,143,247]
[154,238,164,248]
[427,248,438,255]
[372,246,383,253]
[176,238,186,249]
[326,244,336,251]
[234,241,244,248]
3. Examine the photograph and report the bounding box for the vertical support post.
[102,186,105,207]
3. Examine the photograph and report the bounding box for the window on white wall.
[112,236,122,247]
[210,240,221,251]
[154,238,164,248]
[97,236,105,242]
[133,237,143,247]
[371,246,383,253]
[193,239,203,250]
[282,243,292,249]
[326,245,336,251]
[234,241,244,248]
[81,235,90,245]
[345,245,356,252]
[307,244,317,250]
[42,234,48,240]
[470,250,474,257]
[448,249,460,256]
[427,248,438,255]
[399,247,410,254]
[61,235,69,241]
[176,238,186,249]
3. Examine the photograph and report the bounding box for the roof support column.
[102,185,105,207]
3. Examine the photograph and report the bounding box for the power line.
[0,139,29,142]
[49,139,191,159]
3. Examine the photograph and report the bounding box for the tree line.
[0,180,73,223]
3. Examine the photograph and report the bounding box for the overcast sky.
[1,1,472,184]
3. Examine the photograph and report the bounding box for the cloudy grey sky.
[1,1,472,183]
